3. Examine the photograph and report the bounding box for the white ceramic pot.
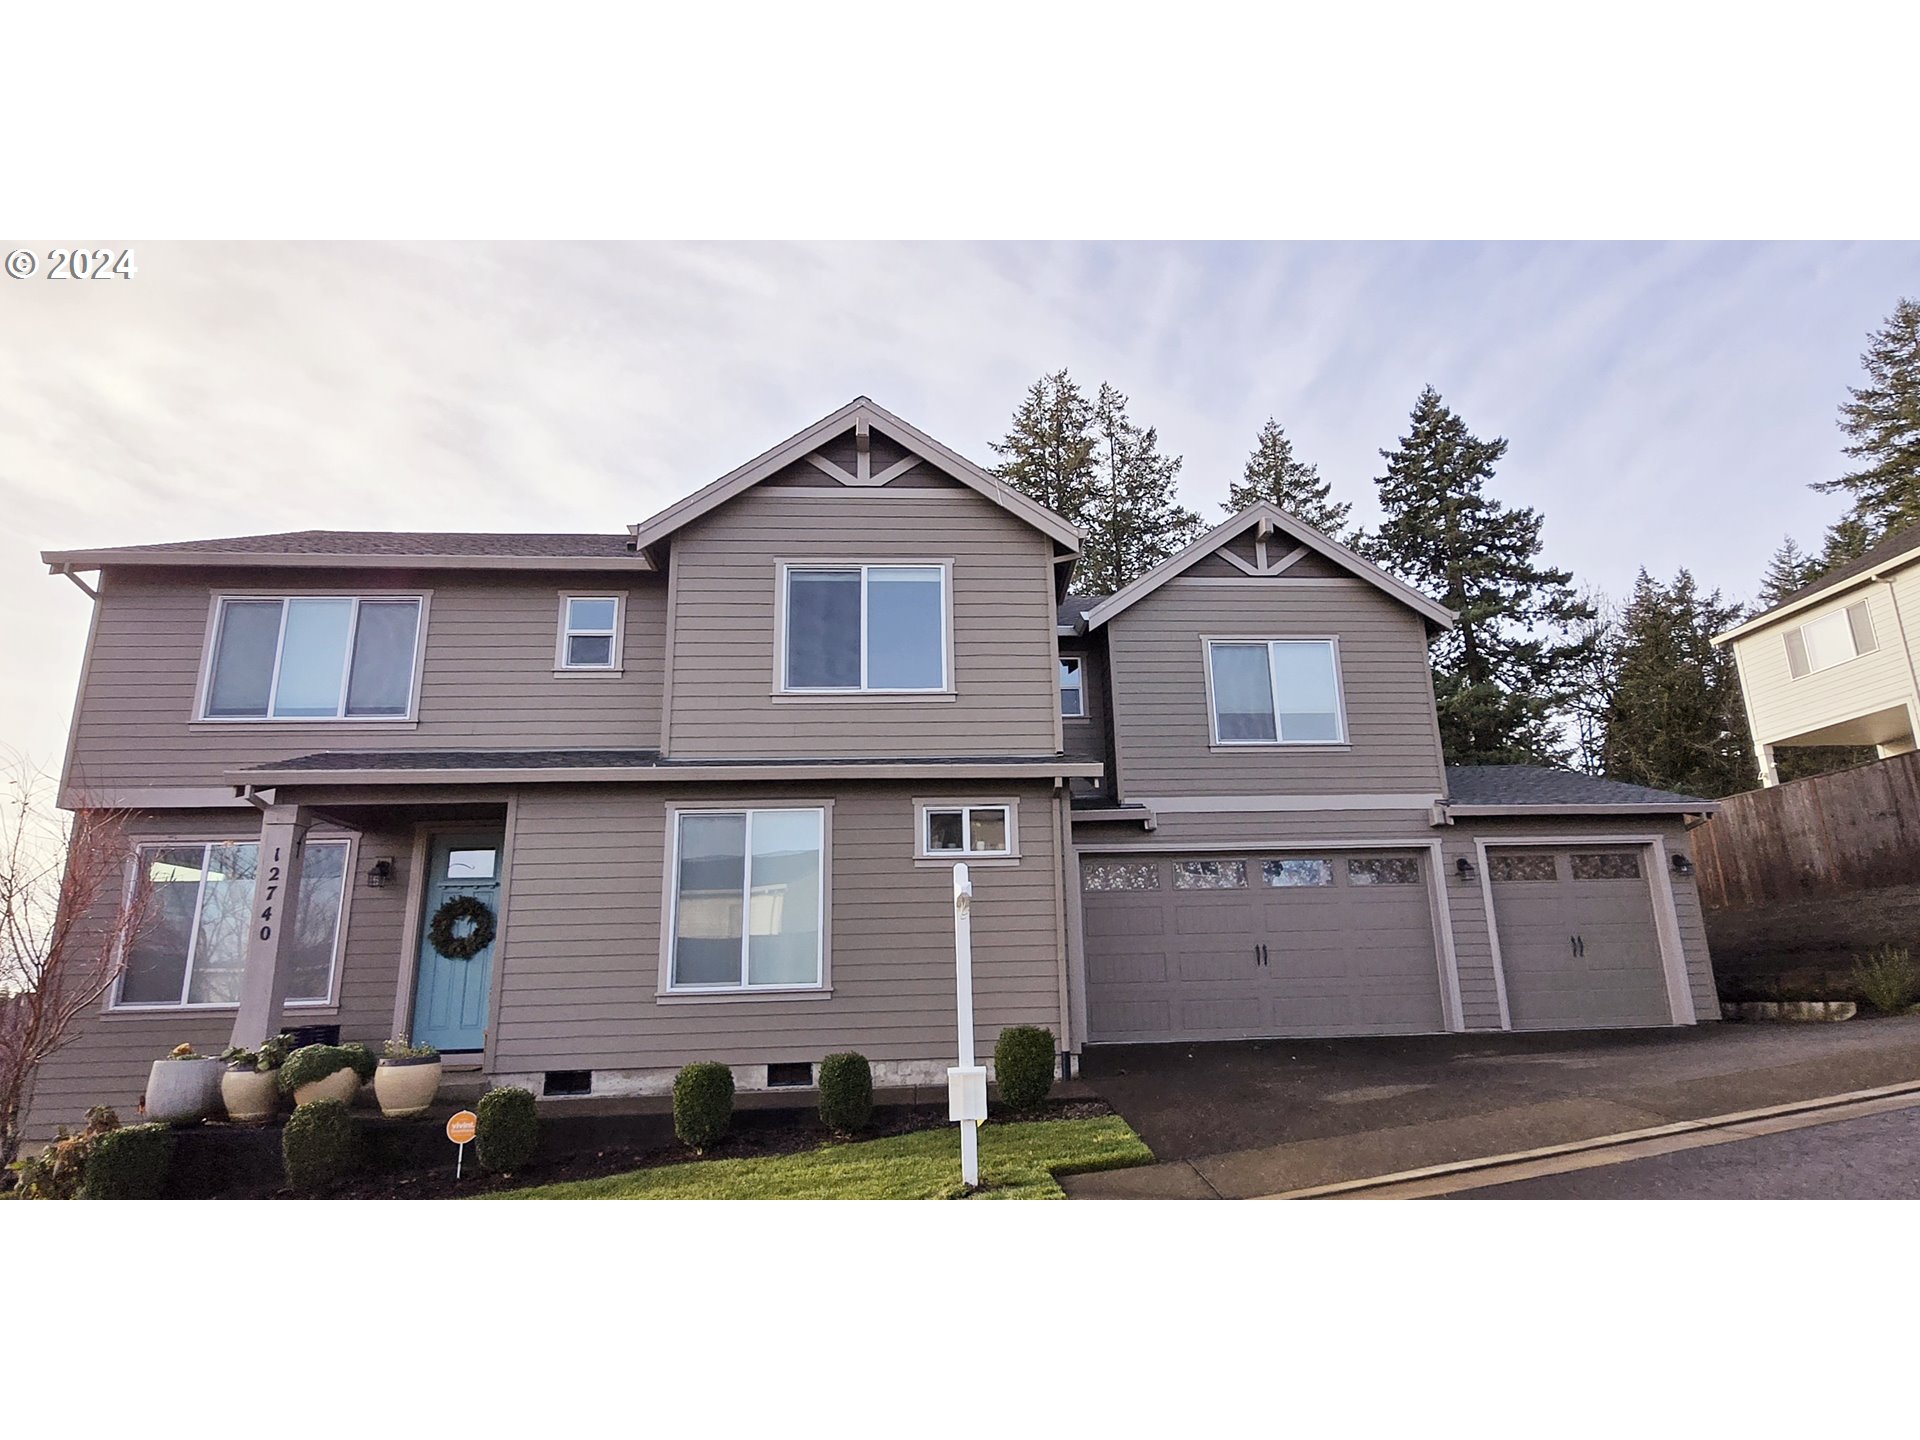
[221,1066,280,1123]
[144,1056,227,1123]
[292,1068,361,1108]
[373,1057,443,1118]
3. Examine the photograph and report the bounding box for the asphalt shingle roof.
[241,749,1076,773]
[56,530,639,559]
[1059,594,1102,628]
[1444,764,1711,809]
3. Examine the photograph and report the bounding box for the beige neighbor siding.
[1105,576,1447,801]
[63,564,667,797]
[20,810,414,1142]
[1070,810,1714,1033]
[1732,573,1920,748]
[492,781,1065,1075]
[663,470,1062,759]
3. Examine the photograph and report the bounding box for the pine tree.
[1755,535,1822,610]
[1820,514,1874,570]
[1362,386,1593,766]
[1813,297,1920,546]
[989,369,1098,523]
[1073,383,1204,593]
[1601,570,1757,798]
[1224,417,1352,539]
[1563,588,1619,775]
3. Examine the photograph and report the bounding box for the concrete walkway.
[1062,1016,1920,1199]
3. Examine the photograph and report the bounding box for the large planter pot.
[373,1057,443,1118]
[144,1056,227,1123]
[292,1068,361,1108]
[221,1066,280,1124]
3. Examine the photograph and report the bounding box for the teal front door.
[412,833,504,1053]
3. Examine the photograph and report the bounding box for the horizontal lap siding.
[1733,578,1919,745]
[21,810,413,1141]
[1107,578,1447,799]
[68,566,666,794]
[493,782,1064,1070]
[665,480,1060,758]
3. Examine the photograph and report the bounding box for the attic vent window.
[766,1062,813,1088]
[543,1070,593,1097]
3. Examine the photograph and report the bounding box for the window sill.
[189,720,419,733]
[1209,742,1352,752]
[914,854,1020,867]
[1063,715,1091,724]
[770,691,958,704]
[103,1003,339,1019]
[552,668,625,678]
[656,988,834,1005]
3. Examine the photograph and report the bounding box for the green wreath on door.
[427,894,497,960]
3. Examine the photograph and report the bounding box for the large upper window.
[1207,638,1344,744]
[203,595,423,720]
[116,840,348,1008]
[1786,600,1876,678]
[783,564,947,692]
[668,808,825,992]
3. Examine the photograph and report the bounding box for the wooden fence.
[1694,750,1920,911]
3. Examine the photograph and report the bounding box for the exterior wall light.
[366,857,395,888]
[1454,856,1476,881]
[1670,853,1694,877]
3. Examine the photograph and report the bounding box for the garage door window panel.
[1263,858,1334,887]
[1570,852,1641,881]
[1348,857,1419,886]
[1084,861,1159,892]
[1491,854,1558,883]
[1174,859,1248,889]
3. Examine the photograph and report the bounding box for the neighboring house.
[1714,522,1920,786]
[25,398,1720,1138]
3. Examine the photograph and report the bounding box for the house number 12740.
[258,846,282,942]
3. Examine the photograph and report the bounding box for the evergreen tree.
[1813,297,1920,546]
[1755,535,1823,610]
[989,369,1098,523]
[1563,588,1619,775]
[1601,569,1757,798]
[1074,383,1204,593]
[1362,386,1593,765]
[1819,514,1875,570]
[1224,417,1352,539]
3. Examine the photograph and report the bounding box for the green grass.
[489,1115,1152,1200]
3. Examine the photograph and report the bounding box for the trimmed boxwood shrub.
[818,1052,874,1134]
[476,1086,539,1174]
[993,1025,1056,1111]
[82,1122,175,1199]
[278,1043,375,1096]
[282,1098,359,1193]
[673,1061,735,1150]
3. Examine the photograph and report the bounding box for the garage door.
[1488,846,1674,1029]
[1080,851,1447,1043]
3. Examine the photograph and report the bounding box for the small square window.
[921,804,1013,858]
[927,810,965,852]
[559,595,621,671]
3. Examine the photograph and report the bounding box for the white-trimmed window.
[115,839,349,1008]
[668,808,825,992]
[202,595,424,720]
[557,594,623,671]
[1207,638,1345,744]
[1786,601,1876,677]
[919,803,1014,858]
[1060,655,1085,718]
[782,563,948,692]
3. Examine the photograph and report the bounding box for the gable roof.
[1444,764,1716,814]
[1076,503,1456,633]
[43,530,647,572]
[1715,520,1920,644]
[626,396,1082,557]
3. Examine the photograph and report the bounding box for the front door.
[412,832,504,1053]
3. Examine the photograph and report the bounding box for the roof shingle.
[1445,764,1712,809]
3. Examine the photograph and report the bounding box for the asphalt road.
[1451,1103,1920,1199]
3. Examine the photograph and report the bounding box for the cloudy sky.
[1,240,1913,774]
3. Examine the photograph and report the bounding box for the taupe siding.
[493,782,1065,1071]
[65,565,666,795]
[1105,576,1447,800]
[664,477,1061,759]
[20,810,415,1141]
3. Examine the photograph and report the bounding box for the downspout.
[1051,780,1074,1075]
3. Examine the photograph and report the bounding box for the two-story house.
[1714,522,1920,785]
[25,398,1720,1139]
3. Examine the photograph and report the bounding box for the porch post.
[230,804,313,1048]
[1755,742,1780,788]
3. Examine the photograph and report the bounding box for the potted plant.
[143,1043,228,1123]
[219,1031,295,1123]
[373,1036,443,1118]
[277,1042,377,1109]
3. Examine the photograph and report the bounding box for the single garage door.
[1080,851,1448,1043]
[1488,846,1674,1029]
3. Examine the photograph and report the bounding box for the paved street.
[1451,1102,1920,1199]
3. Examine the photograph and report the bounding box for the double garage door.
[1081,844,1678,1044]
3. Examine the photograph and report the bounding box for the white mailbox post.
[948,862,988,1187]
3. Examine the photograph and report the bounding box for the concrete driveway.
[1066,1015,1920,1198]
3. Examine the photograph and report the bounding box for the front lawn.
[488,1115,1151,1199]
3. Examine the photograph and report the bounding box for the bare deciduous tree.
[1,761,154,1172]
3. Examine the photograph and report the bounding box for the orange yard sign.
[446,1110,478,1145]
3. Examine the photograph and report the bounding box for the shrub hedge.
[674,1062,735,1149]
[1853,945,1920,1014]
[282,1098,359,1193]
[993,1025,1056,1111]
[817,1052,874,1134]
[476,1086,540,1174]
[82,1123,175,1199]
[278,1043,373,1095]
